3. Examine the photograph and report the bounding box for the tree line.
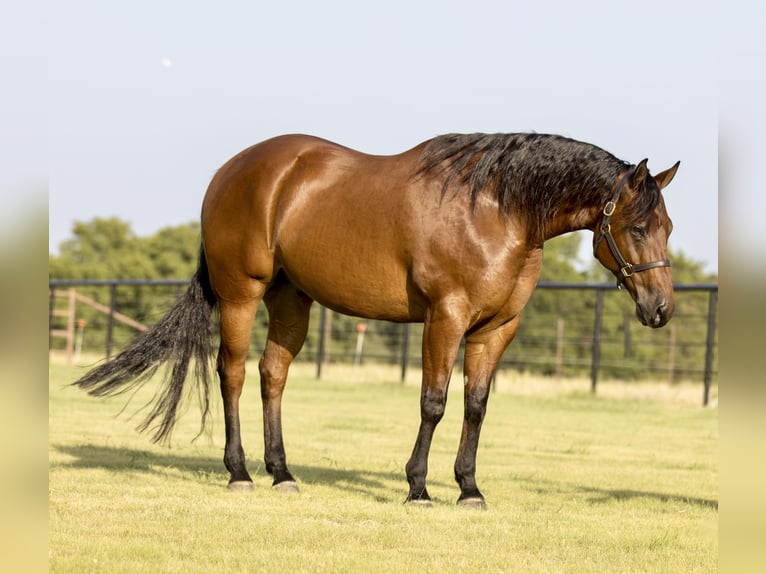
[50,217,717,381]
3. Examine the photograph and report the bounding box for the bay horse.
[74,133,679,508]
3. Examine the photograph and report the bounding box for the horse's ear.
[653,161,680,190]
[630,159,649,189]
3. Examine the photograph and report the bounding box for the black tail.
[73,248,218,443]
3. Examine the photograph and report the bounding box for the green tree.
[49,218,202,353]
[49,218,203,280]
[539,233,588,282]
[49,217,155,279]
[141,222,201,279]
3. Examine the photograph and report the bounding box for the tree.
[141,222,201,279]
[49,217,154,280]
[50,218,203,280]
[539,233,588,282]
[49,218,202,353]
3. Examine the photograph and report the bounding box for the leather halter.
[593,168,671,289]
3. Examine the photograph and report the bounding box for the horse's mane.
[417,133,660,230]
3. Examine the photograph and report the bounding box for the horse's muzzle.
[636,297,673,329]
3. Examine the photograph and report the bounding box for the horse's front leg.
[405,299,468,506]
[454,316,521,508]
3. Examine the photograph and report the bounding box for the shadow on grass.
[52,443,223,474]
[510,473,717,511]
[51,443,436,503]
[577,485,718,510]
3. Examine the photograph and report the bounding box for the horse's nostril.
[652,299,669,327]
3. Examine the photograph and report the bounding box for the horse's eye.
[630,226,646,240]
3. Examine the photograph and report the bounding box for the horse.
[73,132,680,508]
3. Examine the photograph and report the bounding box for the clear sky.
[46,0,718,272]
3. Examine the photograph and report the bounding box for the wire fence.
[49,279,718,405]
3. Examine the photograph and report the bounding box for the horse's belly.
[281,253,419,321]
[275,227,422,322]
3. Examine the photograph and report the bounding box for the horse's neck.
[518,163,620,244]
[532,188,611,244]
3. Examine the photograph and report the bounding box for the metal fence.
[49,279,718,405]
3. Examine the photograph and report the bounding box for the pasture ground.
[49,358,717,573]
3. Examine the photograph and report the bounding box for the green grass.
[50,360,717,573]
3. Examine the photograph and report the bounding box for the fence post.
[668,323,677,384]
[590,288,605,393]
[48,289,55,350]
[316,305,327,379]
[352,322,367,381]
[400,323,410,383]
[623,314,632,358]
[106,283,116,358]
[64,289,76,365]
[555,317,564,380]
[703,289,718,406]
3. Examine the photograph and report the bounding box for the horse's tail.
[72,246,218,444]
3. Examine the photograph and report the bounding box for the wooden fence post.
[668,323,677,384]
[400,323,410,383]
[590,288,604,393]
[106,284,117,358]
[316,306,327,379]
[555,317,564,380]
[703,290,718,406]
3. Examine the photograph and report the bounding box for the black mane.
[417,133,660,232]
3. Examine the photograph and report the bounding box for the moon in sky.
[161,57,173,69]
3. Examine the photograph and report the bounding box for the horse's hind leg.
[259,281,313,491]
[218,295,263,490]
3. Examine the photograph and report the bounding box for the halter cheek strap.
[593,168,671,289]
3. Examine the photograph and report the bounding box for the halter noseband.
[593,168,671,289]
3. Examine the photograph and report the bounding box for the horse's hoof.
[227,480,254,492]
[272,480,300,494]
[405,498,433,508]
[457,496,487,510]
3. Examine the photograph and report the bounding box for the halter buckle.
[620,263,634,278]
[603,201,616,217]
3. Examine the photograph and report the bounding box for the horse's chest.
[493,248,544,319]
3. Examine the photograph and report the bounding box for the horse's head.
[593,159,680,328]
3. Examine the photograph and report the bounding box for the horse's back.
[201,135,431,317]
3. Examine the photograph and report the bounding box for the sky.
[43,0,719,272]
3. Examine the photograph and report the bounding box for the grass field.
[49,359,717,573]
